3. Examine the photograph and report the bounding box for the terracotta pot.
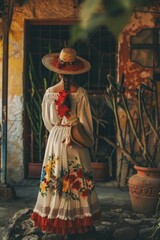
[128,165,160,216]
[28,163,42,178]
[91,162,108,181]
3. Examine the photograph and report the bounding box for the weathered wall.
[118,9,160,98]
[0,0,79,183]
[117,8,160,187]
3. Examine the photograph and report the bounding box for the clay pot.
[28,163,42,178]
[91,162,108,181]
[128,165,160,216]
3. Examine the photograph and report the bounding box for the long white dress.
[31,86,101,235]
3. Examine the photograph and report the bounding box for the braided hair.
[61,74,79,109]
[63,75,71,92]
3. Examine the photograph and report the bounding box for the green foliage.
[91,100,108,157]
[0,1,7,18]
[0,0,31,19]
[152,211,160,239]
[70,0,155,43]
[26,53,57,163]
[89,95,115,163]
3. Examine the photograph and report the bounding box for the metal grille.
[26,23,116,90]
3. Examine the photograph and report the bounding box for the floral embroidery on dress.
[55,90,71,119]
[39,155,95,200]
[40,155,58,196]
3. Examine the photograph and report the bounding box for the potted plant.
[101,73,160,216]
[89,95,115,181]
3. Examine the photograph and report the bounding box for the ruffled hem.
[31,211,101,235]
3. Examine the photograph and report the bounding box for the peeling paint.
[0,95,23,182]
[118,9,160,98]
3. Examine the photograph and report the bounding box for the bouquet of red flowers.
[55,90,71,119]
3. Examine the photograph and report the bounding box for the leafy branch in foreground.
[70,0,159,44]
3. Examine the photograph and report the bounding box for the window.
[130,28,160,68]
[25,20,116,91]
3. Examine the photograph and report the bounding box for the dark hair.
[61,74,79,110]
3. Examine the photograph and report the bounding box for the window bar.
[88,44,91,90]
[31,129,34,163]
[39,26,42,82]
[98,28,101,90]
[48,26,52,82]
[109,32,112,76]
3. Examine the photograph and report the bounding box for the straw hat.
[42,48,91,75]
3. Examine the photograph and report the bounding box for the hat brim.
[42,53,91,75]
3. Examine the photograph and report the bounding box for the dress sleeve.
[41,89,61,132]
[77,90,94,144]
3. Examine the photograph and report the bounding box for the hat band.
[48,55,88,73]
[58,58,75,69]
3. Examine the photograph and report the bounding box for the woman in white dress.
[31,48,101,240]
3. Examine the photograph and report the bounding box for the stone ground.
[0,180,159,240]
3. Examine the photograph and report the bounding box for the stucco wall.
[0,0,79,183]
[117,8,160,187]
[118,9,160,98]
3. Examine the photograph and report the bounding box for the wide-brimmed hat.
[42,48,91,75]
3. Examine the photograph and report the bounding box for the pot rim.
[134,165,160,173]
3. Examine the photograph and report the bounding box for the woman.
[31,48,101,240]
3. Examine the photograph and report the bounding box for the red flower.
[72,180,81,190]
[63,175,69,181]
[81,189,89,197]
[69,174,77,184]
[55,90,71,118]
[56,90,69,104]
[57,104,70,118]
[77,168,83,178]
[44,178,46,182]
[58,90,68,103]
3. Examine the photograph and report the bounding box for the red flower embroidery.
[69,174,77,184]
[63,175,69,181]
[81,189,89,197]
[57,104,70,118]
[55,90,71,118]
[58,90,68,103]
[44,178,49,185]
[72,180,81,190]
[77,168,83,178]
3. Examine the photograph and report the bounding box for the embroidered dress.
[31,87,101,235]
